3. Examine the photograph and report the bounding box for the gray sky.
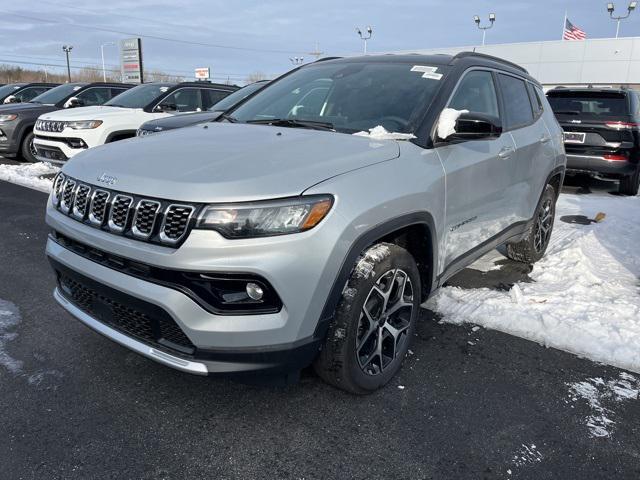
[0,0,638,84]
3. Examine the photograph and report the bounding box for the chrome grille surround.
[37,119,66,133]
[72,184,91,220]
[159,204,195,245]
[52,175,198,247]
[51,173,66,206]
[132,200,161,239]
[108,194,133,233]
[60,178,77,214]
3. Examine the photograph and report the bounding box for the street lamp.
[355,26,373,54]
[607,2,637,38]
[474,13,496,45]
[100,42,116,82]
[62,45,73,82]
[289,57,304,65]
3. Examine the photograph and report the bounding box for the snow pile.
[0,162,58,193]
[427,192,640,374]
[353,125,416,141]
[568,372,639,437]
[436,108,469,140]
[0,298,23,374]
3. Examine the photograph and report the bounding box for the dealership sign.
[120,38,144,84]
[195,67,210,80]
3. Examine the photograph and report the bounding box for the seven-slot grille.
[36,119,66,133]
[51,174,198,247]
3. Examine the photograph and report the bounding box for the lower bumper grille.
[35,144,68,162]
[54,261,195,355]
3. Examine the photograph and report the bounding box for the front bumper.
[0,122,19,156]
[33,135,83,164]
[566,153,637,176]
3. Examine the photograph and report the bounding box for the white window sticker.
[73,86,81,91]
[160,87,169,92]
[411,65,438,74]
[422,72,443,80]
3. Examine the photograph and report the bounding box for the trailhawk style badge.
[96,173,117,185]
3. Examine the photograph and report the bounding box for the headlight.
[0,114,17,122]
[196,195,333,238]
[66,120,103,129]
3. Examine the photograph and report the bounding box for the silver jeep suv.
[45,53,565,394]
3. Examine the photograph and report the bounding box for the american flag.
[563,18,587,40]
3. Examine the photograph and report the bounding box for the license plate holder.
[564,132,586,144]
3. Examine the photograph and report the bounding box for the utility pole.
[62,45,73,82]
[473,14,496,45]
[607,2,637,38]
[355,26,373,54]
[101,42,115,82]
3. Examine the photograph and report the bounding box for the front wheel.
[506,184,557,264]
[314,243,421,394]
[619,168,640,196]
[20,131,38,163]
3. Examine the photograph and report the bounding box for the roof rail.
[452,51,528,74]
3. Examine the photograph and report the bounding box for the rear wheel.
[314,243,420,394]
[20,131,38,163]
[506,184,556,264]
[619,168,640,196]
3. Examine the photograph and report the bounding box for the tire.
[619,168,640,196]
[506,184,556,264]
[314,242,421,394]
[20,131,38,163]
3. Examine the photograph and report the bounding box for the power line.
[1,10,305,55]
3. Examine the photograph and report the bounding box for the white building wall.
[387,37,640,86]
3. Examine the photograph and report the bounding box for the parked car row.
[44,52,567,393]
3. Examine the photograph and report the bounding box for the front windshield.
[230,62,448,134]
[209,82,266,112]
[105,83,174,108]
[31,83,85,105]
[0,84,23,100]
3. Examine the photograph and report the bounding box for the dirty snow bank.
[427,192,640,374]
[0,162,58,193]
[353,125,416,140]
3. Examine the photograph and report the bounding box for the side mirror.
[65,97,84,108]
[4,95,19,104]
[446,112,502,141]
[154,102,177,113]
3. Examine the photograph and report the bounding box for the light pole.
[607,2,637,38]
[290,57,304,65]
[474,13,496,45]
[100,42,116,82]
[62,45,73,82]
[308,41,324,60]
[356,26,373,54]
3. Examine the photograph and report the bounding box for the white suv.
[33,82,238,164]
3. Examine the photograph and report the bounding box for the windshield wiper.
[220,113,238,123]
[245,118,334,131]
[553,110,581,115]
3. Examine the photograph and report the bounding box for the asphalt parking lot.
[1,177,639,480]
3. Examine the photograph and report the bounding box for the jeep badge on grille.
[97,173,117,185]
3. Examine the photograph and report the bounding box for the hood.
[62,122,400,202]
[0,102,56,115]
[39,105,136,121]
[141,111,221,132]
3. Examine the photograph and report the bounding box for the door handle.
[540,135,551,144]
[498,146,514,159]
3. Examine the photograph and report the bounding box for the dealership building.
[390,37,640,89]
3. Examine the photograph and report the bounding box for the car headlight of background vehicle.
[0,114,18,122]
[66,120,103,129]
[196,195,333,238]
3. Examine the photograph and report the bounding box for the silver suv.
[45,53,565,394]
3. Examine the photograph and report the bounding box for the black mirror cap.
[448,113,502,141]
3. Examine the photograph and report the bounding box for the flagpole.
[561,10,567,40]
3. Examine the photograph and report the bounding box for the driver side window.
[449,70,499,119]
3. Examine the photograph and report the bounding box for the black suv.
[547,87,640,195]
[0,82,132,162]
[0,82,59,105]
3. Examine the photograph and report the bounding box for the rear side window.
[498,74,534,130]
[526,82,543,117]
[449,70,499,119]
[547,91,629,118]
